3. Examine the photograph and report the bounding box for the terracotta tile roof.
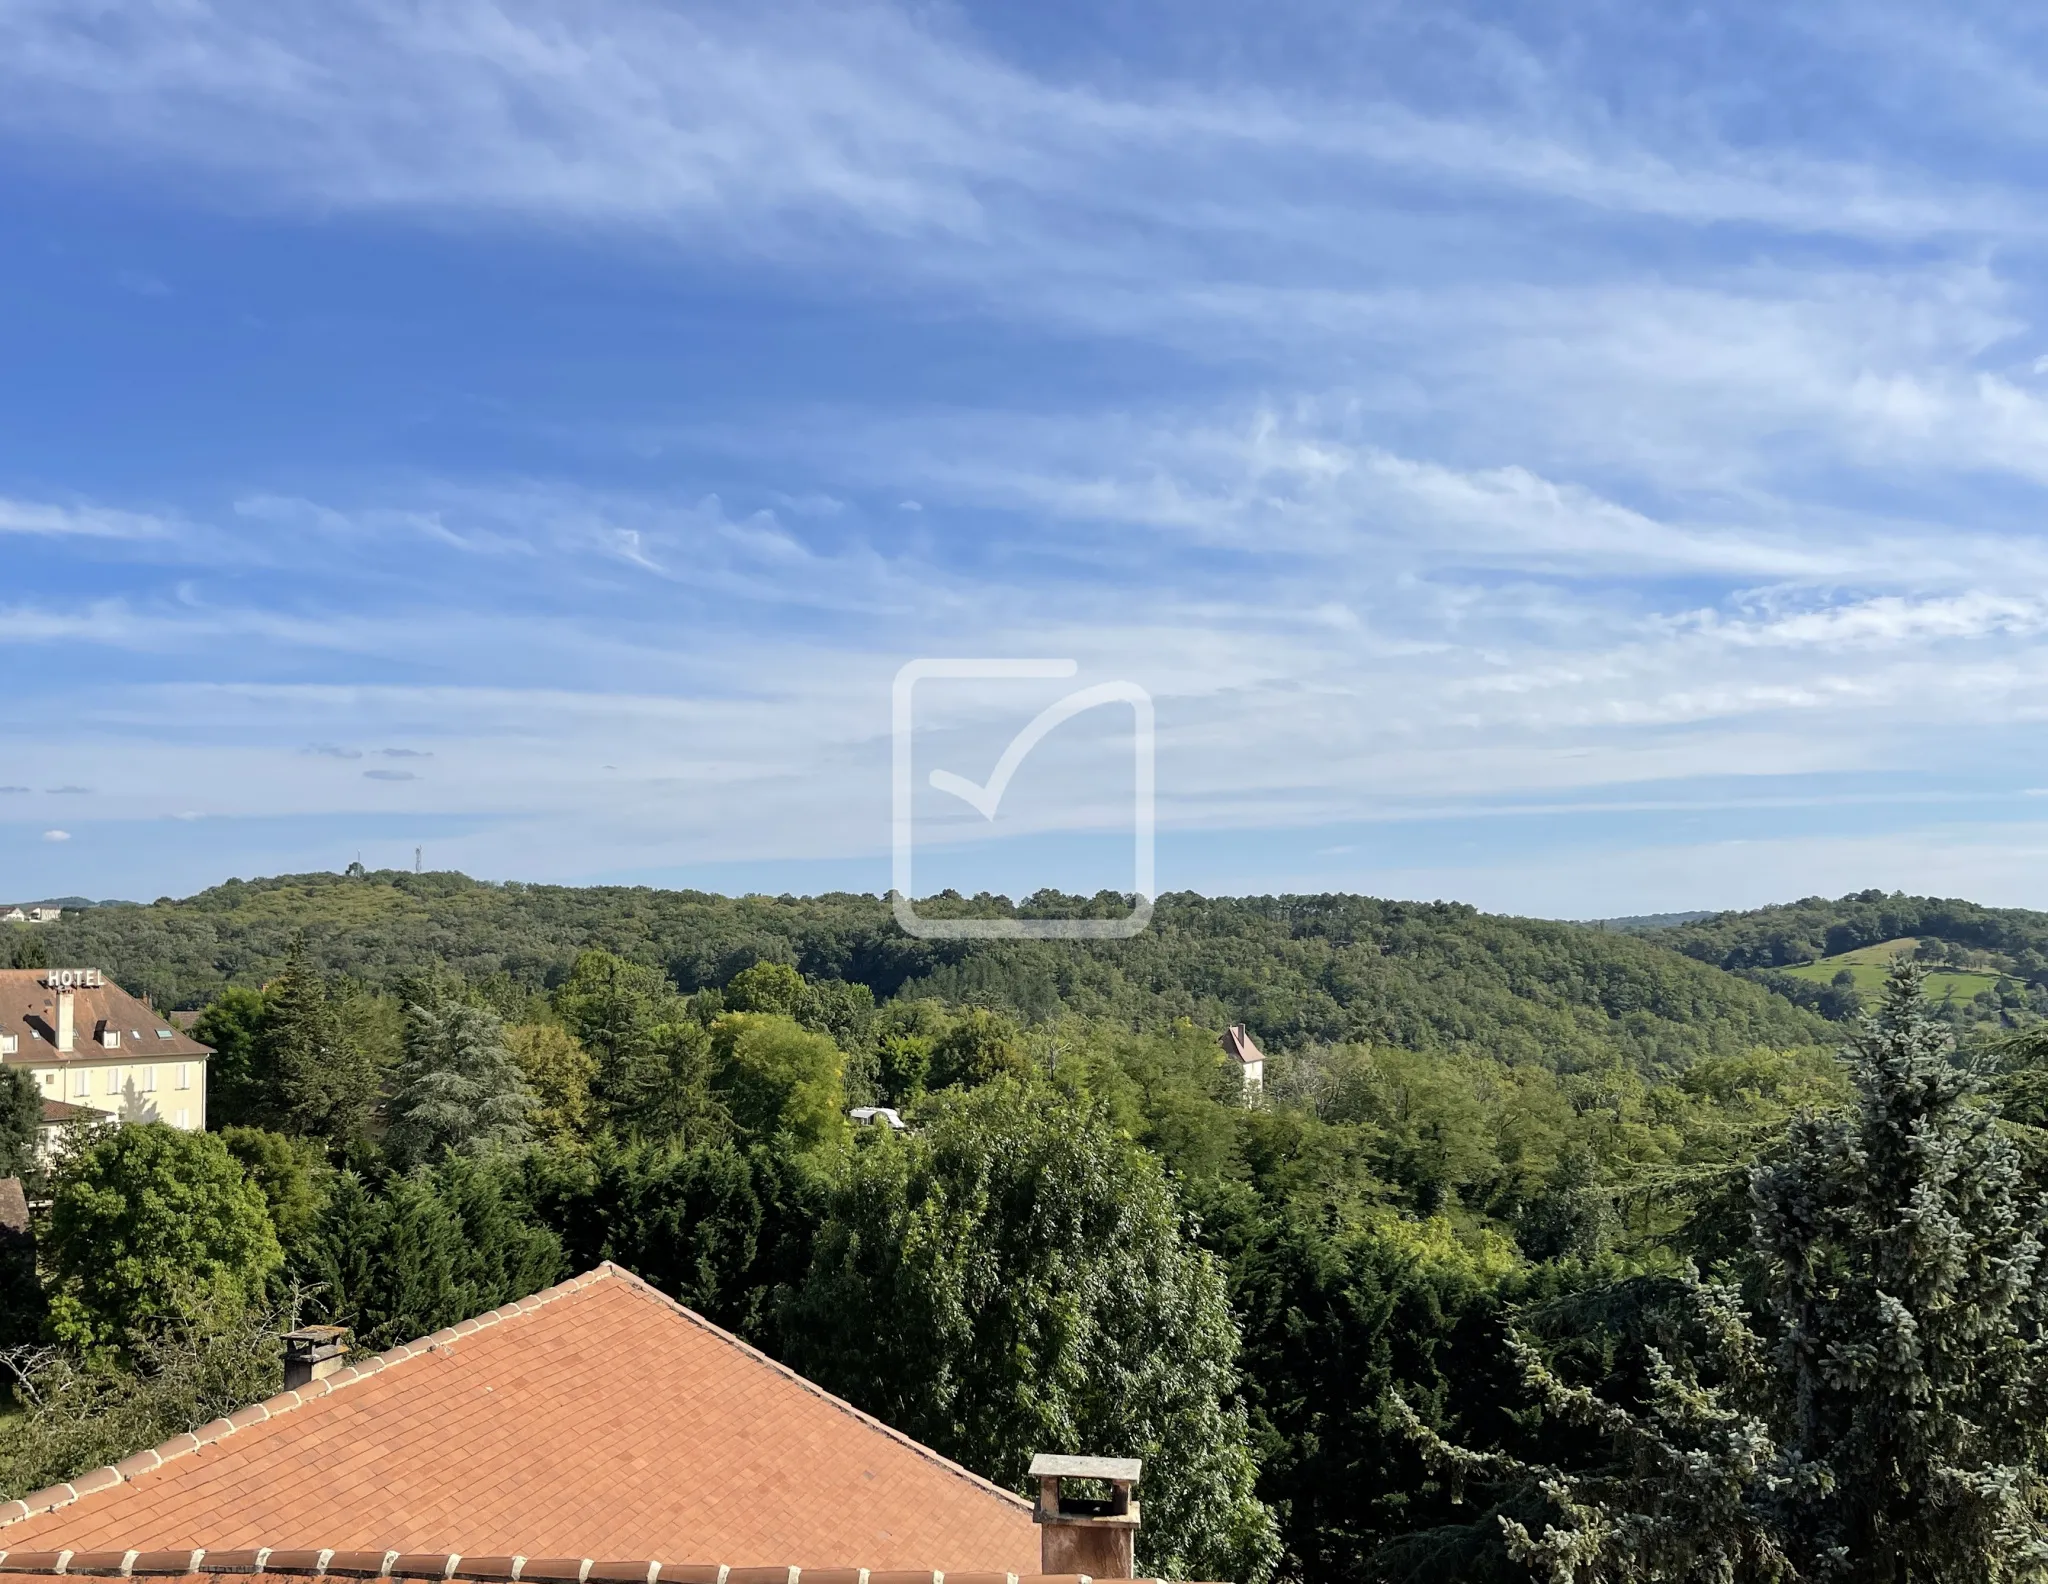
[0,972,210,1066]
[0,1266,1038,1574]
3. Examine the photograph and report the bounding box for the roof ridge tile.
[0,1558,1190,1584]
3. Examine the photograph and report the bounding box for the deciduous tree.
[44,1125,282,1354]
[0,1066,42,1183]
[507,1021,595,1145]
[267,938,384,1149]
[710,1014,844,1151]
[191,986,270,1129]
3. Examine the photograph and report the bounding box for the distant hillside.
[1650,890,2048,1027]
[1580,910,1720,933]
[3,870,1829,1073]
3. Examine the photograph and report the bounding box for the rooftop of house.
[1218,1026,1263,1067]
[0,1265,1041,1575]
[0,971,210,1066]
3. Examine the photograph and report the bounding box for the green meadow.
[1779,936,2008,1003]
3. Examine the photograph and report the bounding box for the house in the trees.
[1220,1023,1265,1097]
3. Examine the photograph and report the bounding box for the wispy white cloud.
[0,0,2025,285]
[10,1,2048,908]
[0,497,172,539]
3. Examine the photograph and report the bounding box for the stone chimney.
[54,987,74,1054]
[1030,1454,1141,1579]
[283,1324,351,1389]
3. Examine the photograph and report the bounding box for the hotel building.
[0,967,211,1147]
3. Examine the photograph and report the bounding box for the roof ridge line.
[589,1263,1034,1516]
[0,1266,615,1530]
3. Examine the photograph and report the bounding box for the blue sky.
[9,0,2048,916]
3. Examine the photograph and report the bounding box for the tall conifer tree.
[386,989,534,1168]
[267,936,381,1150]
[1752,959,2048,1580]
[1402,962,2048,1582]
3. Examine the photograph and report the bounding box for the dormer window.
[0,1034,14,1056]
[100,1027,121,1049]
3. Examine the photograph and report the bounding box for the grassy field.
[1779,937,2007,1004]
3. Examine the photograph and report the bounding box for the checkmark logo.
[927,682,1145,821]
[891,659,1155,939]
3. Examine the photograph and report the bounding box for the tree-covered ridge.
[1654,888,2048,974]
[13,872,1827,1072]
[1650,889,2048,1030]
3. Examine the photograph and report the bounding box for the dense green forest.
[5,873,2048,1581]
[12,870,1826,1066]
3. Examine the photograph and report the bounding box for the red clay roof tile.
[197,1552,267,1573]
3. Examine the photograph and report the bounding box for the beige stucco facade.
[22,1054,207,1131]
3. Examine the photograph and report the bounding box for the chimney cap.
[1029,1453,1142,1483]
[283,1324,350,1360]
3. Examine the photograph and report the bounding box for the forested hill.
[1651,889,2048,973]
[16,871,1826,1071]
[1638,890,2048,1031]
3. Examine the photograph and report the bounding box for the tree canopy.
[785,1082,1281,1584]
[43,1125,283,1354]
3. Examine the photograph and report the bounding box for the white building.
[0,967,211,1151]
[0,905,61,925]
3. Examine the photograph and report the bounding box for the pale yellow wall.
[25,1057,208,1130]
